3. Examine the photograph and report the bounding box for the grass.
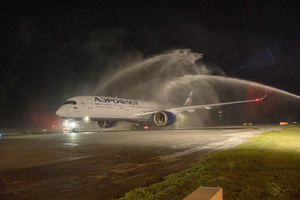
[118,126,300,200]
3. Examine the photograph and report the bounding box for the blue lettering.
[113,99,119,104]
[95,97,101,102]
[95,97,138,106]
[95,97,109,103]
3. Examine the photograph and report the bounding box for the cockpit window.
[63,100,77,105]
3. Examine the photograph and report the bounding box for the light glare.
[84,116,90,122]
[70,122,77,128]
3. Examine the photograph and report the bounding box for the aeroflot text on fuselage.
[95,97,139,106]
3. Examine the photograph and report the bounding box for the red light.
[255,98,259,102]
[279,122,288,126]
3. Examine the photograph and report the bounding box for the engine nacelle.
[97,120,117,128]
[153,111,177,127]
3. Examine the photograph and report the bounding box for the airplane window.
[70,101,77,105]
[63,101,77,105]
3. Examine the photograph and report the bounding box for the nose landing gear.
[71,128,79,133]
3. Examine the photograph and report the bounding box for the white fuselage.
[56,92,265,129]
[56,96,160,121]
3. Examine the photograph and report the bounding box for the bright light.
[70,122,77,128]
[63,120,77,128]
[279,122,288,126]
[144,126,149,130]
[255,98,259,102]
[63,120,69,127]
[84,116,90,122]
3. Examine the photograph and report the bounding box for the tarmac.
[0,126,278,200]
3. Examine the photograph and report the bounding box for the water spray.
[93,49,300,127]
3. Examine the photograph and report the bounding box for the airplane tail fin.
[183,90,193,106]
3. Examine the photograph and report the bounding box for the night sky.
[1,1,299,128]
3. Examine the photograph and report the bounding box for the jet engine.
[152,111,177,127]
[97,120,117,128]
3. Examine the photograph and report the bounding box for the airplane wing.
[169,93,267,113]
[137,93,267,116]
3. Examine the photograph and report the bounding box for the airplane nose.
[56,108,64,116]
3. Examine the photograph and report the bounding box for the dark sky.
[1,1,299,128]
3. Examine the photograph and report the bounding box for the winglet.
[183,90,193,106]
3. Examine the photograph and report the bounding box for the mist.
[2,10,299,129]
[89,49,300,128]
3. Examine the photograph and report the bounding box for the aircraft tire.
[72,128,79,133]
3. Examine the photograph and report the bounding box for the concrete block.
[183,186,223,200]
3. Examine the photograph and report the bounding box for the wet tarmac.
[0,126,277,200]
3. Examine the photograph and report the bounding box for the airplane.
[56,91,267,132]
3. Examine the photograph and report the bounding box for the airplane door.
[72,103,81,115]
[79,99,86,108]
[87,98,94,109]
